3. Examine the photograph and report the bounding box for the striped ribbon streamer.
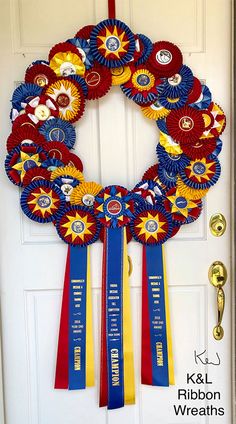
[141,244,174,386]
[55,245,94,390]
[99,227,135,409]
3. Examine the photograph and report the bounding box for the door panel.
[0,0,232,423]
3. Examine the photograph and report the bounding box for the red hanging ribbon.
[55,247,70,388]
[108,0,116,19]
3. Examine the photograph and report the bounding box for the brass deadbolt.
[209,213,226,237]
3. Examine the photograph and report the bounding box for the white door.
[0,0,233,423]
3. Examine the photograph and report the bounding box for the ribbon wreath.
[5,0,225,411]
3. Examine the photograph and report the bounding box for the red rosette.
[187,77,202,104]
[181,138,216,160]
[166,105,205,145]
[84,63,112,100]
[142,164,168,191]
[170,224,181,238]
[75,25,95,39]
[25,95,59,124]
[7,126,46,152]
[25,64,57,88]
[42,141,71,163]
[66,152,83,172]
[147,41,183,77]
[48,42,80,62]
[12,114,38,130]
[99,225,132,244]
[142,164,159,180]
[22,167,51,186]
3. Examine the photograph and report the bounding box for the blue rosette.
[159,65,194,98]
[56,205,101,246]
[179,156,221,189]
[135,33,153,66]
[26,60,49,69]
[41,158,64,171]
[11,83,43,111]
[20,179,65,223]
[131,192,147,210]
[158,91,188,110]
[67,74,88,96]
[189,84,212,110]
[156,117,168,134]
[157,166,178,189]
[121,84,158,105]
[130,203,173,246]
[90,19,135,68]
[156,144,190,172]
[94,185,134,228]
[5,143,48,187]
[67,37,94,69]
[39,118,76,150]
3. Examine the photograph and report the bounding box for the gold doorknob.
[208,261,227,340]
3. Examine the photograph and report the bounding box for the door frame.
[0,2,235,423]
[232,1,236,423]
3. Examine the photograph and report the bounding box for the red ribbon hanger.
[108,0,116,19]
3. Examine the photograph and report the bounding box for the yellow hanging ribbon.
[86,246,95,386]
[162,245,175,385]
[123,230,135,404]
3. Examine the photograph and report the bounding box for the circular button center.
[156,49,172,65]
[145,219,158,233]
[71,220,85,234]
[23,159,36,171]
[49,128,65,142]
[34,104,51,121]
[34,74,48,87]
[56,93,70,108]
[82,194,95,207]
[37,195,52,208]
[137,74,150,86]
[105,36,121,52]
[193,162,206,175]
[107,199,122,215]
[179,116,194,131]
[85,71,101,87]
[175,196,188,209]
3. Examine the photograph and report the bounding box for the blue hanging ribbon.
[106,227,125,409]
[145,245,169,386]
[68,245,87,389]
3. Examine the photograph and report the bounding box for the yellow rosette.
[111,66,132,86]
[50,51,85,77]
[177,177,209,200]
[159,131,183,154]
[141,102,170,120]
[70,181,103,207]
